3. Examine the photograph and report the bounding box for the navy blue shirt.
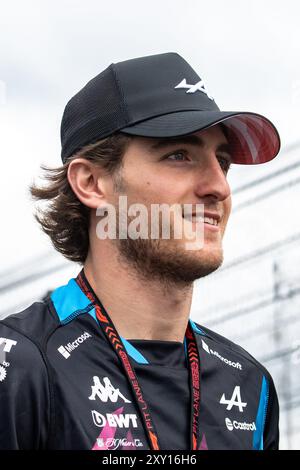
[0,273,279,450]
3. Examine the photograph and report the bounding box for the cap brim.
[121,110,281,165]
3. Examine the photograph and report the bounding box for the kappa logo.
[89,376,131,403]
[174,78,214,100]
[220,386,247,412]
[92,410,138,428]
[201,339,242,370]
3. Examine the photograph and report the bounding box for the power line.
[198,287,269,321]
[233,157,300,195]
[0,261,71,295]
[197,237,300,319]
[232,139,300,194]
[258,344,297,365]
[0,250,55,282]
[204,285,300,328]
[232,311,300,345]
[233,175,300,212]
[213,232,300,276]
[281,400,300,412]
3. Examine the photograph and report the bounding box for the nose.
[193,153,231,202]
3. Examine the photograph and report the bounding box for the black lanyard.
[76,269,201,450]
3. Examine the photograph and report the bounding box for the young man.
[0,52,281,450]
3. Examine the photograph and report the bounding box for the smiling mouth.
[183,214,220,227]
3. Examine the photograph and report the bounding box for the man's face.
[105,124,232,285]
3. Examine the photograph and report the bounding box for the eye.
[164,150,189,162]
[217,155,232,173]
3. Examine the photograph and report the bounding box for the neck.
[83,245,194,343]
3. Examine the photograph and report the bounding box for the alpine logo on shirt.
[89,376,131,403]
[220,386,247,412]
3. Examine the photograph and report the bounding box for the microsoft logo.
[57,332,92,359]
[57,345,71,359]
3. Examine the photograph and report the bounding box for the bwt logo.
[0,338,17,353]
[0,338,17,363]
[91,410,138,428]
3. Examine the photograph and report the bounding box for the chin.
[116,237,224,285]
[178,246,224,282]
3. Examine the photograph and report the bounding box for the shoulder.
[0,301,56,449]
[0,298,58,386]
[192,320,275,382]
[191,320,279,449]
[0,298,59,404]
[1,297,58,343]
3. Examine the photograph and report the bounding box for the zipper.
[262,377,270,439]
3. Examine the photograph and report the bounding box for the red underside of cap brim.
[121,110,281,165]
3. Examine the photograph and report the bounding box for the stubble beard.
[115,235,223,288]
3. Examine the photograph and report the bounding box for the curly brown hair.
[30,132,133,264]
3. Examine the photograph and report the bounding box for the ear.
[67,158,109,210]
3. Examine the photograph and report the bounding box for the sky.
[0,0,299,271]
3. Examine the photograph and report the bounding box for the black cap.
[60,52,281,164]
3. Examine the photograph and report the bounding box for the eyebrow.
[149,135,232,158]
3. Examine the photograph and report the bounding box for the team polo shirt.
[0,271,279,450]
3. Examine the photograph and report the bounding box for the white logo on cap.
[174,78,214,100]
